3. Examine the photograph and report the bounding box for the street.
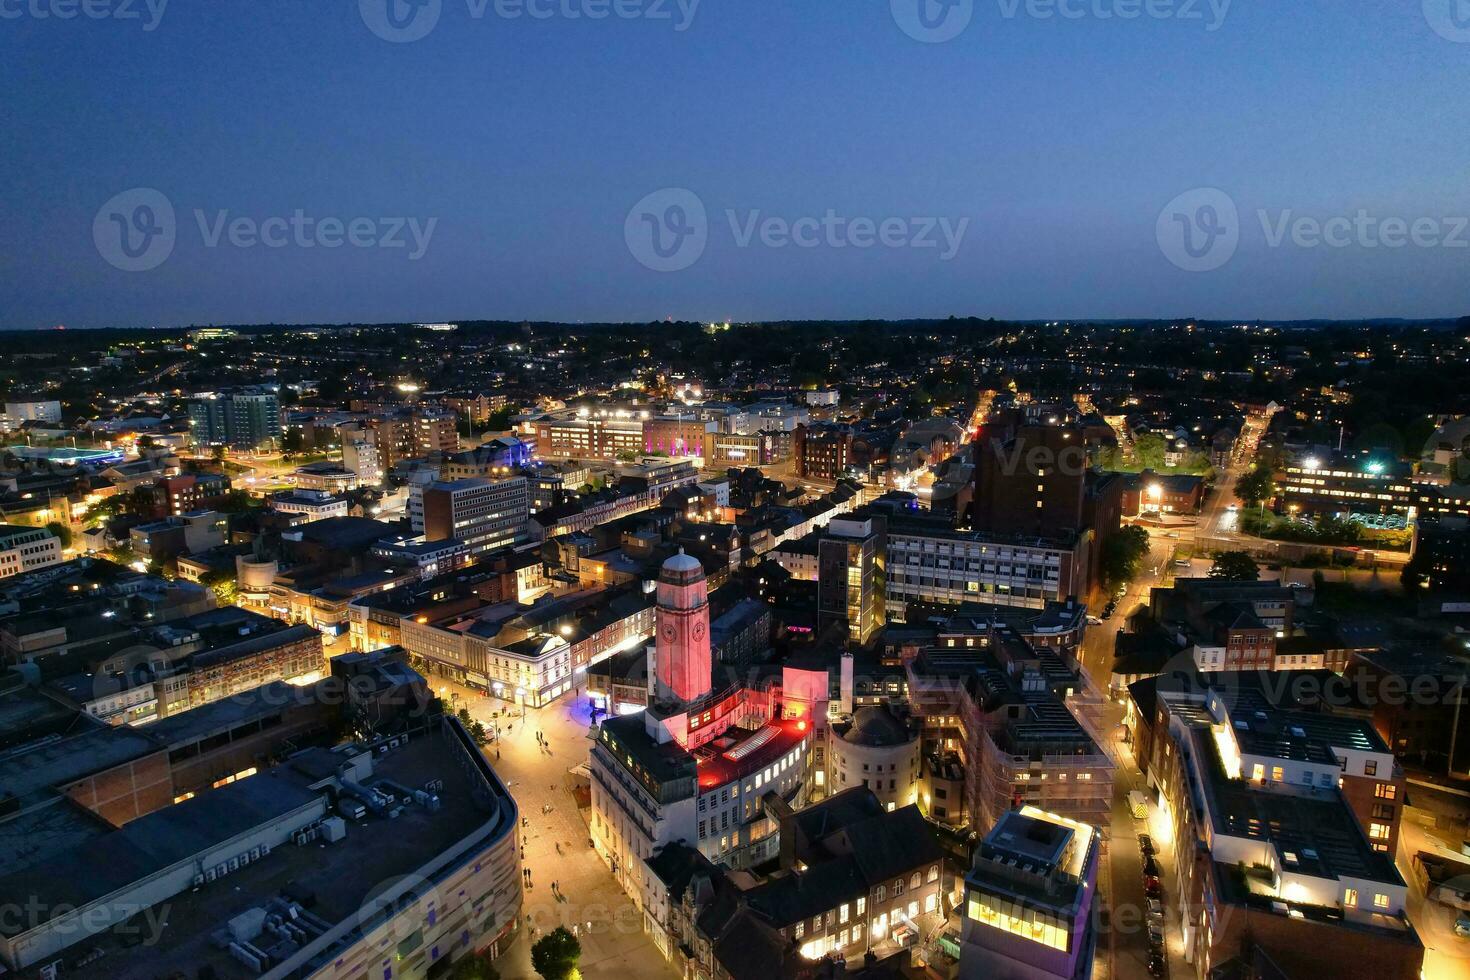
[435,676,678,980]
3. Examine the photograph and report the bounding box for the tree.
[200,570,238,606]
[1210,551,1260,581]
[45,521,72,549]
[447,949,501,980]
[485,405,517,431]
[530,927,581,980]
[1235,467,1275,508]
[1100,525,1150,590]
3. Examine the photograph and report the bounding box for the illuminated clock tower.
[654,549,712,706]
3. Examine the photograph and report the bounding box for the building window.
[1375,783,1397,800]
[840,903,850,924]
[1369,822,1390,840]
[1364,760,1378,777]
[1344,887,1358,907]
[1373,893,1390,910]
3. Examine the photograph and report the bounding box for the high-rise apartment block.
[188,388,282,450]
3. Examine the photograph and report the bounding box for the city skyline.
[5,1,1470,328]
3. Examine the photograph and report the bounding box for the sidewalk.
[437,678,677,980]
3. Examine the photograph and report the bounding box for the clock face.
[692,621,706,641]
[661,624,677,641]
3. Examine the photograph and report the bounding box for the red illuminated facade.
[655,550,713,707]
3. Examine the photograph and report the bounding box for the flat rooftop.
[693,719,809,789]
[43,734,509,980]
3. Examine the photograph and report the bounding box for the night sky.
[3,0,1468,328]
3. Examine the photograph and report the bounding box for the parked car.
[1456,914,1470,938]
[1147,898,1164,917]
[1148,922,1165,946]
[1138,833,1155,854]
[1087,615,1103,626]
[1143,855,1160,877]
[1148,952,1167,976]
[1145,878,1163,898]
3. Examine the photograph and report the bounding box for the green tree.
[200,570,238,606]
[485,405,517,431]
[1209,551,1260,581]
[45,521,72,549]
[1235,467,1276,508]
[531,927,581,980]
[447,949,501,980]
[1099,525,1150,591]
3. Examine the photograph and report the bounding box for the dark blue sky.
[2,0,1467,328]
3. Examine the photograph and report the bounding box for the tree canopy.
[1209,551,1260,581]
[531,927,581,980]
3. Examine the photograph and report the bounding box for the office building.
[4,399,62,423]
[793,422,854,481]
[0,523,63,579]
[533,414,644,459]
[269,488,350,523]
[1131,671,1421,979]
[817,515,887,645]
[960,807,1098,980]
[883,509,1089,612]
[419,477,529,555]
[188,389,282,451]
[1274,454,1414,517]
